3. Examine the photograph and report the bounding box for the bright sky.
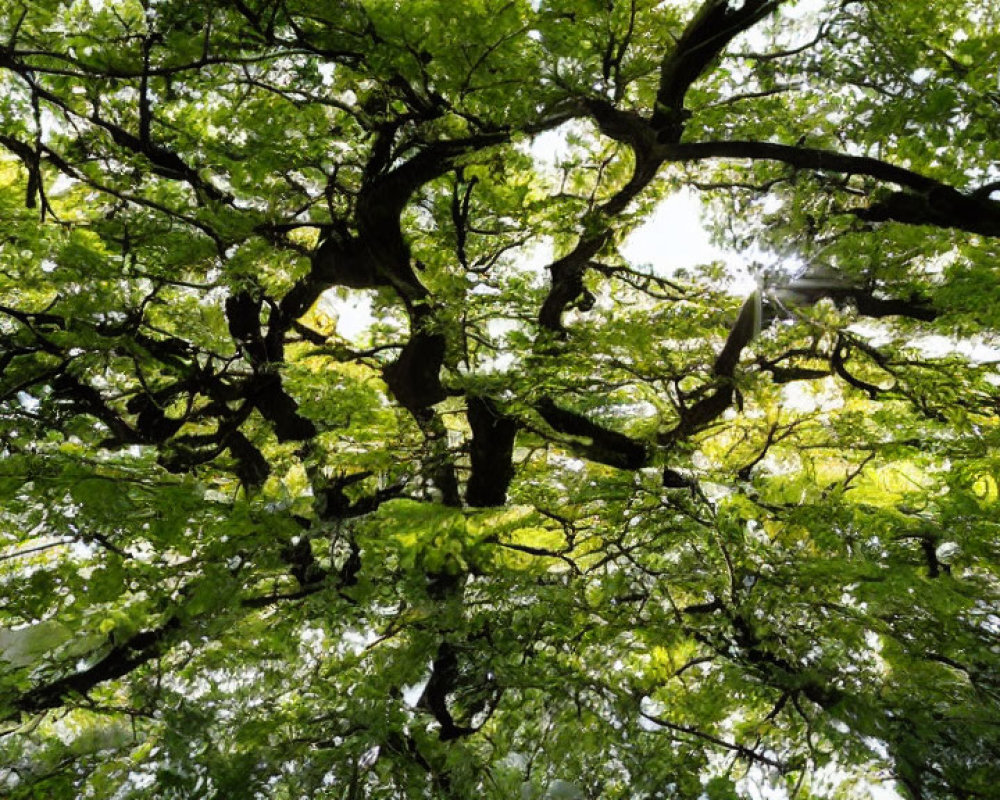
[621,188,727,270]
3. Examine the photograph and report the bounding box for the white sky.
[621,188,726,269]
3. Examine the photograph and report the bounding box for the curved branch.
[666,140,945,193]
[831,334,883,399]
[652,0,785,143]
[659,293,760,443]
[669,139,1000,236]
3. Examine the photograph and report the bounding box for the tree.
[1,0,999,796]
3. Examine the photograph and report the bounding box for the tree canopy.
[2,0,1000,797]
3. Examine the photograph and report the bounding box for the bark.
[535,397,648,470]
[653,0,785,143]
[382,329,448,412]
[465,396,519,508]
[857,187,1000,237]
[667,140,944,192]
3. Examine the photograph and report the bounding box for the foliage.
[2,1,999,797]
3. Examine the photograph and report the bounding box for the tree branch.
[535,397,647,470]
[652,0,785,143]
[6,618,182,721]
[465,396,518,507]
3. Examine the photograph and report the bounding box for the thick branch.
[831,335,882,399]
[857,188,1000,237]
[535,397,647,470]
[224,291,317,442]
[465,396,518,507]
[418,642,475,741]
[538,235,608,332]
[382,327,448,412]
[534,3,784,332]
[662,292,759,443]
[51,373,139,444]
[652,0,784,143]
[667,140,946,193]
[316,472,405,521]
[713,291,760,378]
[21,75,229,203]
